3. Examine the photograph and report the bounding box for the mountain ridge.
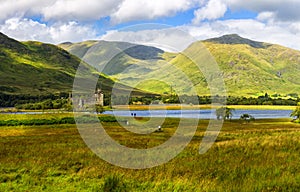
[1,31,300,101]
[204,34,269,49]
[0,32,153,106]
[59,34,300,96]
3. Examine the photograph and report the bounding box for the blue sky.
[0,0,300,50]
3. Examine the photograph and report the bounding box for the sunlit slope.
[59,40,169,92]
[0,32,142,97]
[60,35,300,96]
[202,35,300,96]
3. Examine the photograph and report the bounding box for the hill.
[204,34,268,48]
[60,35,300,97]
[59,40,164,75]
[202,35,300,96]
[59,41,170,93]
[166,34,300,96]
[1,32,299,106]
[0,33,150,107]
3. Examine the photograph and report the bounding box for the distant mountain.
[59,41,164,73]
[0,32,150,106]
[204,34,268,48]
[201,34,300,96]
[58,41,169,92]
[60,34,300,97]
[1,31,300,104]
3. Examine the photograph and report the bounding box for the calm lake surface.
[1,109,293,119]
[104,109,293,119]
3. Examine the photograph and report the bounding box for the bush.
[103,175,126,192]
[0,115,117,127]
[290,103,300,122]
[240,114,255,123]
[95,104,105,114]
[98,116,117,122]
[59,117,75,124]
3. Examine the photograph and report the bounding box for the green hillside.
[60,35,300,97]
[0,33,103,95]
[202,35,300,96]
[0,33,151,106]
[59,40,164,75]
[59,41,169,93]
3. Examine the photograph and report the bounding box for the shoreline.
[112,104,296,111]
[0,104,296,113]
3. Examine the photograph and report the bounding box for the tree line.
[0,92,69,107]
[126,94,300,106]
[1,92,299,108]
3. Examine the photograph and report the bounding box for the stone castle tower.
[95,88,104,106]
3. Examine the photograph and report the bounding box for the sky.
[1,0,300,51]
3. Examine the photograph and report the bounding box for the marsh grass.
[0,114,300,191]
[0,113,118,127]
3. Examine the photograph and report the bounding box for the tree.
[95,104,105,114]
[216,107,235,120]
[290,103,300,121]
[63,102,73,111]
[240,114,255,123]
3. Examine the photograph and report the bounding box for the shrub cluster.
[119,94,300,106]
[0,117,74,126]
[15,99,72,110]
[0,116,117,126]
[0,92,69,107]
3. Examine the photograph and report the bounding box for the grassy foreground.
[0,113,300,191]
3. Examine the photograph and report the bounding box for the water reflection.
[104,109,293,119]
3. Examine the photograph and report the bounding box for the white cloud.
[0,17,98,44]
[193,0,227,24]
[0,17,52,42]
[48,22,98,43]
[41,0,122,21]
[182,19,300,50]
[100,17,300,52]
[0,0,299,25]
[0,0,122,22]
[192,0,300,24]
[225,0,300,22]
[289,22,300,34]
[187,0,300,50]
[0,0,199,24]
[0,0,54,22]
[101,27,196,52]
[0,0,300,52]
[110,0,199,24]
[256,12,275,22]
[0,0,201,44]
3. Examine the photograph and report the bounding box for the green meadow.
[1,113,300,191]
